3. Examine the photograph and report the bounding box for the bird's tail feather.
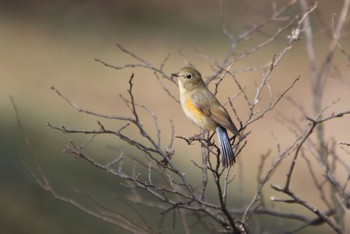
[216,126,235,167]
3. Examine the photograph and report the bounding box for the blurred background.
[1,0,349,233]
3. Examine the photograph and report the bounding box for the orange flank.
[183,97,216,131]
[184,98,203,118]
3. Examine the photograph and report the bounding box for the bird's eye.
[186,74,192,79]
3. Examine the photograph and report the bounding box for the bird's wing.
[192,90,239,135]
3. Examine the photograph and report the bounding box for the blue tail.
[216,126,235,167]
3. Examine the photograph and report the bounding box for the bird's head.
[172,67,205,91]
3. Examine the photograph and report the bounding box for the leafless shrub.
[13,0,350,233]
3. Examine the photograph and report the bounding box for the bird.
[172,67,240,167]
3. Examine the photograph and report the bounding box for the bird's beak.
[171,73,179,77]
